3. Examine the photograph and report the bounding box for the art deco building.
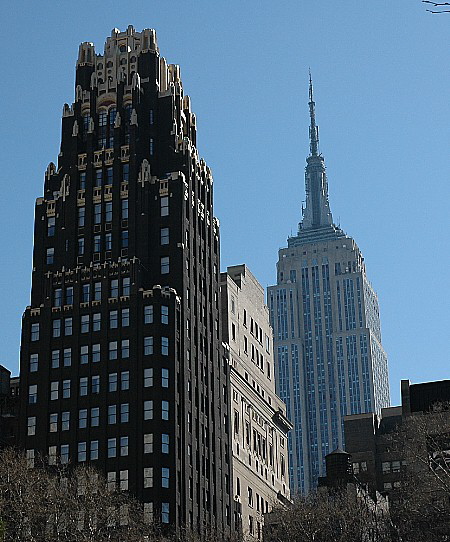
[18,26,233,535]
[220,265,292,541]
[267,77,390,495]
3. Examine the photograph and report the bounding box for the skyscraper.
[18,26,232,535]
[267,76,390,495]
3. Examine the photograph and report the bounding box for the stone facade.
[220,265,291,541]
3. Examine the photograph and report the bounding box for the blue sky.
[0,1,448,405]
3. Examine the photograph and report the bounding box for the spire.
[298,74,334,232]
[308,70,319,157]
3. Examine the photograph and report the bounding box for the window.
[91,375,100,394]
[49,413,58,432]
[95,169,103,187]
[123,163,129,181]
[108,438,117,458]
[52,350,59,369]
[110,279,119,298]
[78,206,85,227]
[105,233,112,251]
[79,377,88,396]
[160,227,169,245]
[160,196,169,216]
[60,445,69,464]
[90,440,99,460]
[161,305,169,324]
[144,336,153,355]
[81,315,90,333]
[92,343,100,363]
[141,368,153,389]
[61,412,70,431]
[78,238,84,255]
[30,353,39,372]
[62,380,71,399]
[161,257,169,274]
[149,109,154,125]
[161,503,169,524]
[121,339,130,359]
[31,323,39,341]
[64,317,73,336]
[65,286,74,305]
[161,468,169,488]
[149,138,154,156]
[106,167,113,185]
[80,345,89,364]
[161,337,169,356]
[122,277,130,296]
[110,310,118,329]
[26,449,35,468]
[161,368,169,388]
[94,235,101,253]
[82,283,90,302]
[50,381,59,400]
[109,341,118,360]
[162,434,169,454]
[54,288,62,307]
[382,462,391,474]
[107,472,117,491]
[120,403,129,423]
[144,433,153,454]
[53,319,61,338]
[94,282,102,301]
[94,203,102,224]
[27,416,36,436]
[121,230,128,248]
[121,199,128,219]
[121,371,130,390]
[93,313,101,332]
[109,373,118,392]
[79,171,86,190]
[79,409,88,429]
[91,407,99,427]
[108,405,117,424]
[144,400,153,420]
[392,461,401,473]
[162,401,169,420]
[144,305,153,324]
[248,487,253,507]
[118,469,127,490]
[120,436,128,456]
[47,247,54,264]
[144,467,153,488]
[121,308,129,327]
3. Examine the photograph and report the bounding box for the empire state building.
[268,77,390,494]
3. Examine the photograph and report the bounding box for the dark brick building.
[344,379,450,497]
[0,366,19,448]
[18,26,232,536]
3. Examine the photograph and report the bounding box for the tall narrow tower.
[267,78,390,494]
[18,27,232,535]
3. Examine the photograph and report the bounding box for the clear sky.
[0,1,448,405]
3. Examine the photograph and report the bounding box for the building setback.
[220,265,292,540]
[267,77,390,494]
[18,26,233,536]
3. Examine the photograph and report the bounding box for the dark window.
[79,172,86,190]
[78,207,85,227]
[31,323,39,341]
[94,204,102,224]
[78,238,84,255]
[65,286,74,305]
[123,163,129,181]
[105,202,112,222]
[94,282,102,301]
[121,199,128,219]
[106,167,113,185]
[82,284,90,302]
[47,247,54,264]
[95,169,103,187]
[121,230,129,248]
[122,277,130,296]
[47,217,55,237]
